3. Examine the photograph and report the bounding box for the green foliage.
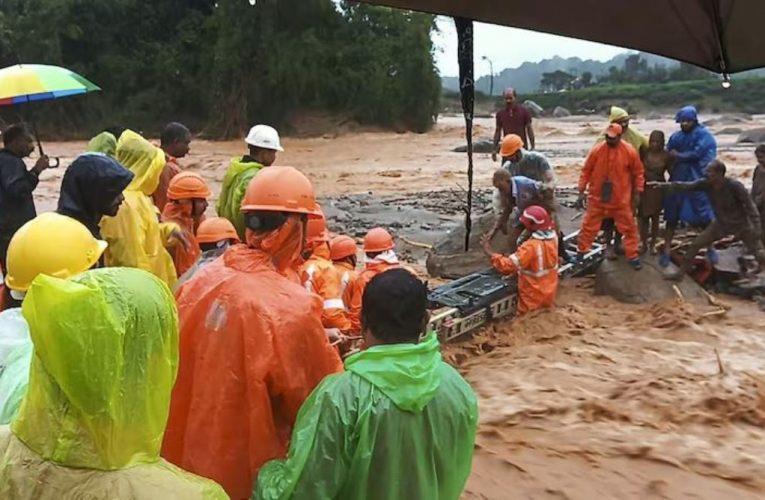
[523,78,765,115]
[600,54,713,85]
[0,0,440,137]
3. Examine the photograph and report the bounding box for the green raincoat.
[0,268,228,499]
[216,157,263,240]
[87,132,118,158]
[254,332,478,500]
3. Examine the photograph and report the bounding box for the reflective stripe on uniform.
[323,298,345,310]
[340,271,350,295]
[304,265,316,292]
[519,240,558,278]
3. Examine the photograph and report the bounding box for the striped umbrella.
[0,64,100,156]
[0,64,100,105]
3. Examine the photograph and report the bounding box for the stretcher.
[426,231,605,343]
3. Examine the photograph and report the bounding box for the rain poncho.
[0,308,30,424]
[99,130,178,287]
[598,106,649,153]
[334,261,358,310]
[174,246,228,290]
[216,157,264,240]
[255,331,479,500]
[301,244,351,332]
[491,231,559,314]
[346,257,400,333]
[0,268,228,499]
[57,153,134,238]
[86,132,118,158]
[163,234,343,499]
[664,106,716,226]
[161,201,202,277]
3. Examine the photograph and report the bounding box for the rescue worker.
[596,107,648,260]
[301,211,351,336]
[161,172,212,277]
[577,123,645,270]
[346,227,401,333]
[0,267,228,499]
[330,235,359,310]
[56,152,134,238]
[0,213,109,425]
[175,217,241,289]
[481,205,559,315]
[163,166,343,500]
[0,124,52,304]
[255,268,478,500]
[100,130,185,287]
[648,160,765,280]
[488,170,558,255]
[153,122,192,212]
[86,131,118,157]
[217,124,283,239]
[661,105,717,267]
[500,133,555,184]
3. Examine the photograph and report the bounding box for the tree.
[581,71,593,87]
[540,70,575,92]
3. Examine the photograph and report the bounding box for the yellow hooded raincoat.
[100,130,178,286]
[0,268,228,499]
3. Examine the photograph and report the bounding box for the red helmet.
[519,205,554,231]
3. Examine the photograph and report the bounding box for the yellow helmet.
[5,213,108,293]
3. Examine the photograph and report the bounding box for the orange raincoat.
[346,260,400,333]
[163,236,343,499]
[334,261,358,310]
[161,202,201,277]
[577,141,645,259]
[490,231,559,314]
[301,244,350,332]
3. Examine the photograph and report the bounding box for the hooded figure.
[161,172,212,277]
[163,167,342,500]
[0,268,227,499]
[99,130,179,287]
[86,132,118,158]
[57,153,134,238]
[255,269,478,500]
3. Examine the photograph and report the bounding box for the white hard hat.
[244,125,284,152]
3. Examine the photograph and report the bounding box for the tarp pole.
[454,17,474,252]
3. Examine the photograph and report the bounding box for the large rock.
[704,113,753,127]
[553,106,572,118]
[594,256,707,304]
[426,211,500,279]
[452,139,495,153]
[717,127,743,135]
[524,100,544,117]
[736,127,765,144]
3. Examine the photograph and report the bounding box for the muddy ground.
[33,112,765,499]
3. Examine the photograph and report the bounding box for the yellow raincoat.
[0,268,228,499]
[100,130,178,287]
[596,106,648,153]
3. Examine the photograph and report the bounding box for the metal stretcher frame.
[426,231,605,343]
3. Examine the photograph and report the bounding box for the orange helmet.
[500,134,523,158]
[240,166,321,217]
[519,205,554,231]
[306,208,329,246]
[167,172,211,200]
[330,235,358,261]
[363,227,395,253]
[197,217,240,244]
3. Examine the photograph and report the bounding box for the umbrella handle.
[50,157,60,168]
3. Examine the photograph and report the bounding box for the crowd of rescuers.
[0,122,477,499]
[0,98,763,497]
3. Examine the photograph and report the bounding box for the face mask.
[246,215,305,273]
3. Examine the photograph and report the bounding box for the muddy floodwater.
[34,113,765,498]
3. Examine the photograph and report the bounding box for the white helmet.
[244,124,284,152]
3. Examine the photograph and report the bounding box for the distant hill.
[442,52,765,95]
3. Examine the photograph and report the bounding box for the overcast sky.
[434,17,626,77]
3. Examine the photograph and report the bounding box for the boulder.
[594,256,707,304]
[646,112,663,120]
[717,127,743,135]
[452,139,495,153]
[704,114,753,126]
[524,100,544,117]
[553,106,572,118]
[736,127,765,144]
[426,211,500,279]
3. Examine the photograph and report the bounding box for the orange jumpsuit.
[301,244,351,332]
[346,261,400,333]
[161,202,201,277]
[334,261,358,311]
[491,231,559,314]
[163,244,343,500]
[577,141,645,259]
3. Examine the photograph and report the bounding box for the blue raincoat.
[664,106,716,226]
